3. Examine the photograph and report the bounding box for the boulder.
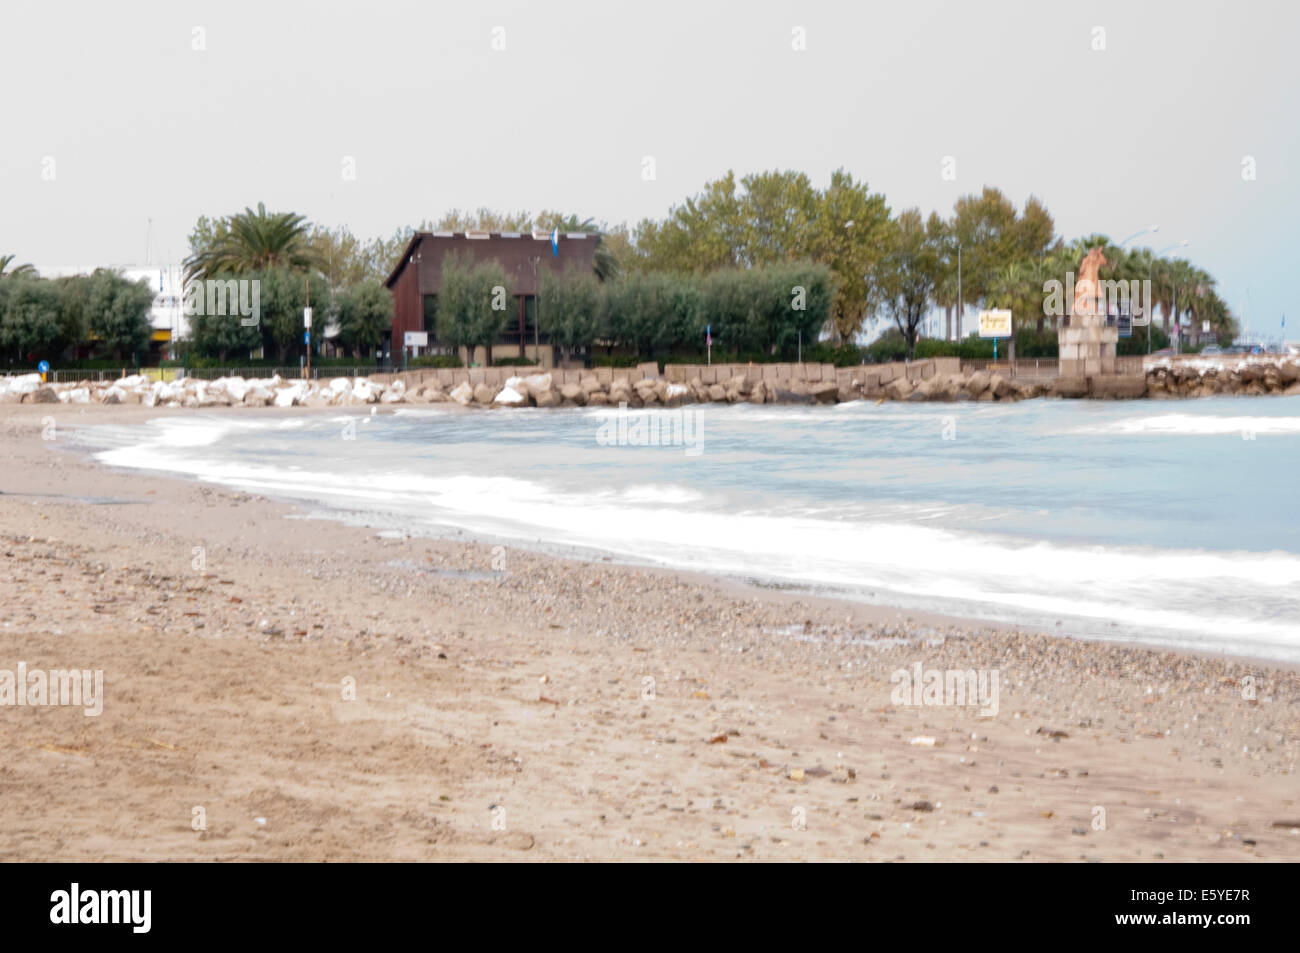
[560,382,588,406]
[243,386,274,407]
[352,379,378,403]
[1239,364,1265,383]
[472,383,496,405]
[965,371,991,397]
[533,388,559,408]
[884,377,913,401]
[989,374,1014,398]
[665,383,691,407]
[707,383,727,402]
[587,392,610,405]
[524,373,553,394]
[810,381,839,404]
[771,387,813,405]
[495,385,527,406]
[27,386,59,404]
[449,382,474,406]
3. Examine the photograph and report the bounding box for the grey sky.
[2,0,1295,339]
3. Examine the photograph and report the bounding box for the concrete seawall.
[378,357,965,396]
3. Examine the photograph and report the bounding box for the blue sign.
[37,360,49,373]
[303,331,310,345]
[550,228,559,257]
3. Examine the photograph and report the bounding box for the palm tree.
[0,254,35,279]
[1182,272,1235,346]
[184,202,317,280]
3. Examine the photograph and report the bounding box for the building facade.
[384,231,598,366]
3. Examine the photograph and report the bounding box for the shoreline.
[2,403,1298,861]
[4,352,1299,410]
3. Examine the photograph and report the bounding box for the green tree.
[877,209,943,358]
[0,277,66,362]
[811,169,892,343]
[605,272,700,357]
[539,267,602,362]
[187,272,262,362]
[436,254,511,365]
[336,279,394,358]
[85,270,154,360]
[635,171,744,274]
[256,268,331,363]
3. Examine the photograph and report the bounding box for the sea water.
[79,396,1300,662]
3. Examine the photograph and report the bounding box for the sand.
[1,403,1297,862]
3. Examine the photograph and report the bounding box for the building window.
[423,295,438,334]
[523,295,536,333]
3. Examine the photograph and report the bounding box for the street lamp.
[1149,240,1189,355]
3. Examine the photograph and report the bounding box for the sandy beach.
[1,402,1297,862]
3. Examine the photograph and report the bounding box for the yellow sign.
[978,309,1012,338]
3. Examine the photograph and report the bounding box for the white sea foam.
[1081,413,1300,435]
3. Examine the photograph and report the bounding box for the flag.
[550,228,559,257]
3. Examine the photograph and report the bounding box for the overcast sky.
[2,0,1295,339]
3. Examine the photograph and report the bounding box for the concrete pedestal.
[1057,314,1118,378]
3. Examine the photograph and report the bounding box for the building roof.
[383,231,593,288]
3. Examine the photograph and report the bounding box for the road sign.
[404,331,428,348]
[978,310,1012,338]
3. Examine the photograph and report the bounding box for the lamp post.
[529,255,541,364]
[942,237,962,341]
[1148,240,1189,355]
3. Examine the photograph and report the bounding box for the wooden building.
[384,231,598,367]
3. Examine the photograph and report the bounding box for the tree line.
[3,171,1237,368]
[0,257,155,365]
[425,255,832,366]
